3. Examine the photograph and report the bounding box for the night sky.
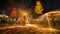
[0,0,60,18]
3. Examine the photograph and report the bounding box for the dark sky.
[0,0,60,18]
[41,0,60,12]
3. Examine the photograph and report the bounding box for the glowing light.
[35,1,44,14]
[10,7,17,17]
[48,28,58,32]
[17,18,20,21]
[22,12,27,16]
[27,24,34,26]
[13,17,17,22]
[28,17,30,21]
[0,15,2,17]
[10,18,12,21]
[5,16,9,18]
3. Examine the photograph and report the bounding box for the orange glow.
[10,7,17,17]
[35,1,44,14]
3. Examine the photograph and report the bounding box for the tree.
[35,1,44,14]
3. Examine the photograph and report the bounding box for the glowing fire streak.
[0,24,59,32]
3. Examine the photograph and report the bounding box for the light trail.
[0,24,59,32]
